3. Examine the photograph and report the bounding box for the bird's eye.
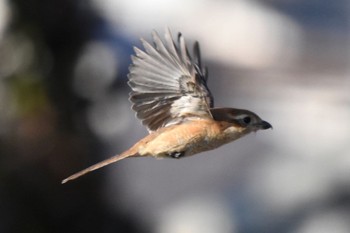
[243,116,251,124]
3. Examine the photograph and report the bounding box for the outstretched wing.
[128,29,214,132]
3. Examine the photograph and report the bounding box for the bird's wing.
[128,29,214,132]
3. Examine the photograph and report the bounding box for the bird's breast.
[138,119,246,158]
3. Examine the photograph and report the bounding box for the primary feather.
[128,29,214,132]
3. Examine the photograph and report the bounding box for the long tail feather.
[62,151,136,184]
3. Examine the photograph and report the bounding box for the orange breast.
[137,119,242,158]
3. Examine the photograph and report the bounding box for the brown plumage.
[62,29,271,184]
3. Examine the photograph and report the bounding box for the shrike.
[62,29,272,184]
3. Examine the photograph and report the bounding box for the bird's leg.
[168,151,185,159]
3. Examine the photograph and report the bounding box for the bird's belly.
[141,123,242,158]
[149,137,221,158]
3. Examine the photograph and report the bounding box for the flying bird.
[62,29,272,184]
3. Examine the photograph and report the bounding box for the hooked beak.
[259,121,272,130]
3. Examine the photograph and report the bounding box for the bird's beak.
[259,121,272,130]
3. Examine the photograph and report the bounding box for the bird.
[62,29,272,184]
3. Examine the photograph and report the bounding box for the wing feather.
[128,29,214,132]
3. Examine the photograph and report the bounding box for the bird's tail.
[62,149,138,184]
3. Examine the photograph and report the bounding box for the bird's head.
[210,108,272,134]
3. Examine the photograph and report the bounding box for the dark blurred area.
[0,0,144,232]
[0,0,349,233]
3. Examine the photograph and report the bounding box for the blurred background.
[0,0,349,232]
